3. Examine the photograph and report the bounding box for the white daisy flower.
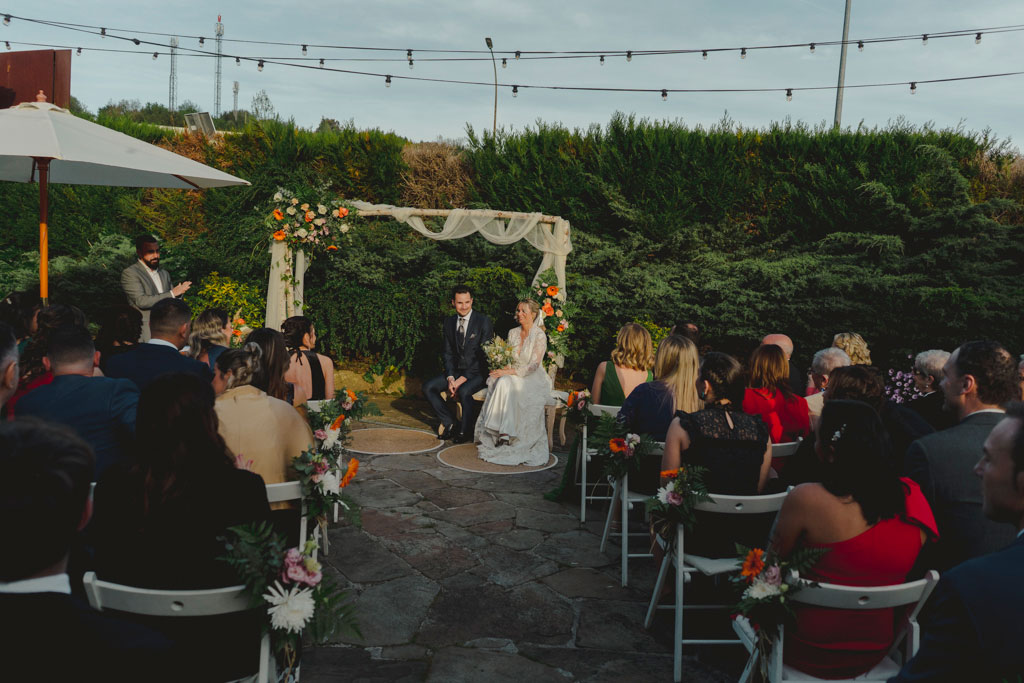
[744,578,781,600]
[263,582,315,633]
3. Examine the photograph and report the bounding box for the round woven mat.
[437,443,557,475]
[346,428,440,455]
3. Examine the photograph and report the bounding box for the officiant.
[423,285,494,443]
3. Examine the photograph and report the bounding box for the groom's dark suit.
[423,310,493,437]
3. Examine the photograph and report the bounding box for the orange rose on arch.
[273,230,286,241]
[542,303,555,317]
[272,209,284,220]
[338,207,349,218]
[326,245,338,252]
[556,324,565,332]
[304,211,315,222]
[546,285,559,297]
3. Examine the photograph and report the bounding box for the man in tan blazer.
[120,235,190,341]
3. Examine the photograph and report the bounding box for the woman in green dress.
[591,323,654,406]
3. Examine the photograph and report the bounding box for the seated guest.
[892,404,1024,681]
[282,315,335,401]
[0,419,176,682]
[906,340,1019,571]
[591,323,653,406]
[763,333,807,396]
[91,373,270,680]
[906,349,955,432]
[5,304,88,417]
[213,344,313,501]
[94,305,142,373]
[771,400,938,679]
[618,334,701,442]
[669,320,700,346]
[832,331,871,365]
[0,322,18,410]
[742,343,810,443]
[0,290,41,354]
[806,347,851,427]
[105,298,212,390]
[15,326,138,479]
[245,327,308,408]
[186,307,232,371]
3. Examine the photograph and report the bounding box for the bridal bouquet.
[731,545,827,678]
[483,337,518,371]
[221,523,360,682]
[645,465,712,541]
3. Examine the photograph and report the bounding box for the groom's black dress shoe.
[452,432,470,444]
[439,424,458,440]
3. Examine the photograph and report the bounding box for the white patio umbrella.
[0,91,250,303]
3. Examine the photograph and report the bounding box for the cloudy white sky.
[4,1,1023,149]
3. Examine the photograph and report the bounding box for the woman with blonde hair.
[617,334,701,442]
[743,343,811,443]
[188,308,232,370]
[832,332,871,365]
[591,323,654,406]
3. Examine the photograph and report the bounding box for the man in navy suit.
[423,285,493,442]
[16,326,138,480]
[0,419,177,681]
[891,403,1024,681]
[105,298,212,391]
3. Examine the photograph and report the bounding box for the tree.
[250,90,276,121]
[68,95,93,119]
[317,117,341,134]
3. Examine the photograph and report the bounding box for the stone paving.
[303,422,744,682]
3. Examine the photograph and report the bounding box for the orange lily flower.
[340,458,359,487]
[272,209,284,220]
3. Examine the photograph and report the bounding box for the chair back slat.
[792,571,939,610]
[82,572,250,617]
[771,440,800,458]
[265,481,303,504]
[587,403,620,418]
[306,399,326,412]
[694,491,789,515]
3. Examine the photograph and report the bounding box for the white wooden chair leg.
[673,526,685,682]
[599,478,620,553]
[644,551,672,629]
[333,501,339,523]
[620,472,630,587]
[580,430,588,523]
[257,633,270,683]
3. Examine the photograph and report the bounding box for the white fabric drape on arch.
[265,241,306,331]
[350,202,572,299]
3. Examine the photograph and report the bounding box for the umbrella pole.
[37,158,50,306]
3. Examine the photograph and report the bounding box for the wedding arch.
[266,202,573,330]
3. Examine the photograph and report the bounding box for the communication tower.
[232,81,240,119]
[214,15,224,116]
[168,37,178,112]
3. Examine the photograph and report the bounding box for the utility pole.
[485,37,497,137]
[168,37,178,113]
[214,15,224,117]
[232,81,239,121]
[833,0,852,129]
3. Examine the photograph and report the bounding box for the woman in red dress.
[742,343,810,443]
[770,400,938,679]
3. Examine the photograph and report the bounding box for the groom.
[424,285,493,443]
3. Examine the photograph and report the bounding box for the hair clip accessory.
[831,424,846,444]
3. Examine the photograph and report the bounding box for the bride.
[475,299,552,466]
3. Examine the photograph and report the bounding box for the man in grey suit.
[121,234,191,341]
[906,340,1019,571]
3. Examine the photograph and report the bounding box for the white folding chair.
[598,441,665,587]
[82,571,272,683]
[641,491,790,682]
[579,403,620,523]
[732,570,940,683]
[772,440,801,458]
[265,481,313,557]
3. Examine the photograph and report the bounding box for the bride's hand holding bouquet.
[483,337,517,379]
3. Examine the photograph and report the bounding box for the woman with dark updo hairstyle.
[769,399,937,679]
[281,315,334,401]
[244,327,307,407]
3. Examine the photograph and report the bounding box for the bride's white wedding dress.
[474,323,552,466]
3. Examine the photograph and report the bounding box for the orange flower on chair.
[546,285,559,297]
[330,414,346,430]
[346,389,357,403]
[609,438,627,453]
[741,548,766,580]
[660,468,682,480]
[273,230,287,241]
[272,209,284,221]
[340,458,359,487]
[542,303,555,317]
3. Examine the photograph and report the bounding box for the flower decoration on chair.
[221,523,360,682]
[482,336,518,372]
[265,187,363,257]
[592,413,659,480]
[293,447,360,525]
[560,388,591,422]
[730,544,828,679]
[520,268,576,370]
[307,387,382,452]
[644,465,712,541]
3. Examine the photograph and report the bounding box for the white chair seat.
[781,658,902,682]
[683,555,741,576]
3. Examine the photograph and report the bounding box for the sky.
[3,0,1023,149]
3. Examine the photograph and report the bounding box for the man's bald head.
[761,334,794,359]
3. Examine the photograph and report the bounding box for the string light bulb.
[740,47,747,59]
[257,60,264,72]
[702,50,708,60]
[152,52,158,60]
[501,57,507,68]
[132,38,140,45]
[515,50,521,60]
[385,74,391,87]
[407,49,413,69]
[910,81,917,94]
[599,55,605,65]
[661,89,667,101]
[786,88,793,102]
[76,47,82,56]
[4,41,9,50]
[101,28,106,38]
[3,15,10,26]
[199,36,205,46]
[408,58,414,69]
[975,32,982,44]
[921,34,928,45]
[809,43,815,54]
[301,44,307,56]
[319,58,324,67]
[235,56,240,66]
[626,50,632,62]
[857,40,864,52]
[512,85,518,97]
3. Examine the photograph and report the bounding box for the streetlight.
[485,37,497,138]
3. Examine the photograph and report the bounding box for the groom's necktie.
[457,317,466,346]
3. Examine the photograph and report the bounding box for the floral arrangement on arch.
[221,523,360,681]
[592,413,660,481]
[730,544,827,679]
[520,268,576,369]
[266,187,362,257]
[645,464,712,541]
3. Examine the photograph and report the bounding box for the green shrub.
[184,272,266,330]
